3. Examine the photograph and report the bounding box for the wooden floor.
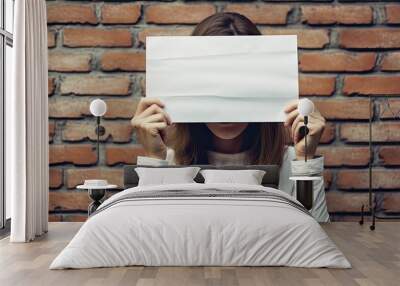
[0,222,399,286]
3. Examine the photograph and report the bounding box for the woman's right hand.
[131,98,171,160]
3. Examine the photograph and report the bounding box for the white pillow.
[200,169,266,185]
[135,167,201,186]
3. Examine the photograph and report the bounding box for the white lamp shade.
[90,99,107,117]
[298,98,314,117]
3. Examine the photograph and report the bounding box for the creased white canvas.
[146,35,299,123]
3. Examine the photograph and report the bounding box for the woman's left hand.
[284,100,326,161]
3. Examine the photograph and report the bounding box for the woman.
[131,12,329,222]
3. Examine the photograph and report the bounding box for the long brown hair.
[167,12,289,165]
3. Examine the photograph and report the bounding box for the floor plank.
[0,222,399,286]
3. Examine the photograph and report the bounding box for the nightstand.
[77,180,117,216]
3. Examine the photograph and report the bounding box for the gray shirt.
[137,146,329,222]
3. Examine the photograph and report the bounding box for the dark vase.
[88,188,106,216]
[296,180,313,210]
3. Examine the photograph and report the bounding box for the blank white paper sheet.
[146,35,299,123]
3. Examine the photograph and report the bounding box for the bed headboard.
[124,165,280,189]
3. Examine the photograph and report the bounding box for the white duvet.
[50,183,350,269]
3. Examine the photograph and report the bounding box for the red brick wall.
[47,0,400,222]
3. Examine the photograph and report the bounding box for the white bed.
[50,183,350,269]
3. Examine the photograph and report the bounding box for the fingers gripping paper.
[146,35,299,123]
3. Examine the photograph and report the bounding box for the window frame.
[0,0,13,232]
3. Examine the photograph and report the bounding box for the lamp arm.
[94,117,106,163]
[369,95,373,225]
[97,117,100,163]
[304,116,308,163]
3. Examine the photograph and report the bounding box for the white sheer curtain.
[7,0,49,242]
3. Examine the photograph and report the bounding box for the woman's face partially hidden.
[206,123,249,140]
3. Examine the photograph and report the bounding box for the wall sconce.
[290,98,321,210]
[90,99,107,161]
